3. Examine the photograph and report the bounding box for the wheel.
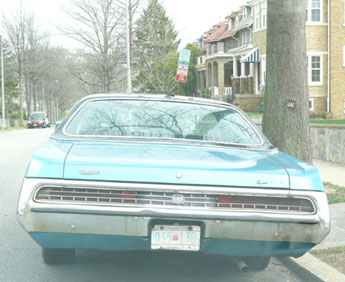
[42,248,75,265]
[244,256,270,271]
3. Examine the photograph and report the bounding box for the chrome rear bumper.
[18,178,330,244]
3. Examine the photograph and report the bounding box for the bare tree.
[2,1,26,125]
[2,1,53,119]
[61,0,128,92]
[37,47,83,122]
[263,0,311,163]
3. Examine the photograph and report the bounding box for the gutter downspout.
[327,0,330,113]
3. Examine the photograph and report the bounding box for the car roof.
[77,93,234,108]
[31,112,46,115]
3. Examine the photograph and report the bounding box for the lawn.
[324,182,345,204]
[309,184,345,275]
[310,119,345,125]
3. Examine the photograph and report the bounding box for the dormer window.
[243,8,247,19]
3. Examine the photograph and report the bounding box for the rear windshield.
[29,114,45,120]
[64,99,262,146]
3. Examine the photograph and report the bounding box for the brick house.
[196,0,345,119]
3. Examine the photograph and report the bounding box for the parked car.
[27,112,50,128]
[17,94,330,269]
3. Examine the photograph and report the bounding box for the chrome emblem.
[256,179,268,185]
[79,170,100,175]
[171,194,185,205]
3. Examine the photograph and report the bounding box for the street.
[0,128,303,282]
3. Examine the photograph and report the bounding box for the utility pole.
[1,46,6,129]
[125,0,131,94]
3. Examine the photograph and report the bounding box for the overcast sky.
[0,0,248,49]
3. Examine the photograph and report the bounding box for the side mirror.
[55,121,61,130]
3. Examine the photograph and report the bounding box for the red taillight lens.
[122,191,137,203]
[218,195,232,207]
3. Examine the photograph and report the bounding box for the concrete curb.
[279,257,324,282]
[283,253,345,282]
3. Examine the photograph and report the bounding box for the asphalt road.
[0,128,303,282]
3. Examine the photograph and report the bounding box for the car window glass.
[65,100,262,145]
[30,114,45,120]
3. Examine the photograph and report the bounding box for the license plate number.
[151,225,200,251]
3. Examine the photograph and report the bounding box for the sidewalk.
[313,159,345,187]
[290,159,345,282]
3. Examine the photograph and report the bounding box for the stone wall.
[254,120,345,165]
[311,124,345,165]
[235,94,263,112]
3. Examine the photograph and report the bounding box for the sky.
[0,0,248,49]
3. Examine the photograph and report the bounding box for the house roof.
[225,9,243,19]
[204,22,226,42]
[202,9,244,43]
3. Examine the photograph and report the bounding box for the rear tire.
[42,248,75,265]
[244,256,270,271]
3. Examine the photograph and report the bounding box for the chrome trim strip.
[30,204,320,224]
[61,97,265,147]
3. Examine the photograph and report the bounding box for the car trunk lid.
[63,141,290,189]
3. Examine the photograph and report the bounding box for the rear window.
[64,99,262,146]
[30,114,45,120]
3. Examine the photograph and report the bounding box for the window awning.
[240,48,260,63]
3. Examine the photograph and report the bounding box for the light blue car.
[17,94,330,270]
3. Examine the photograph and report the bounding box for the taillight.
[122,191,137,203]
[218,195,233,207]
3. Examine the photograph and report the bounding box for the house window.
[311,0,321,21]
[306,0,322,23]
[261,56,266,85]
[308,55,323,85]
[311,56,321,82]
[255,5,260,30]
[262,1,267,28]
[309,98,314,111]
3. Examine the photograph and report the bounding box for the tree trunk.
[25,77,31,118]
[33,81,37,111]
[19,68,24,126]
[263,0,312,163]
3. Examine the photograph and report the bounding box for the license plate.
[151,225,200,251]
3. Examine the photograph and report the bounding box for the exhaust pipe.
[232,258,249,273]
